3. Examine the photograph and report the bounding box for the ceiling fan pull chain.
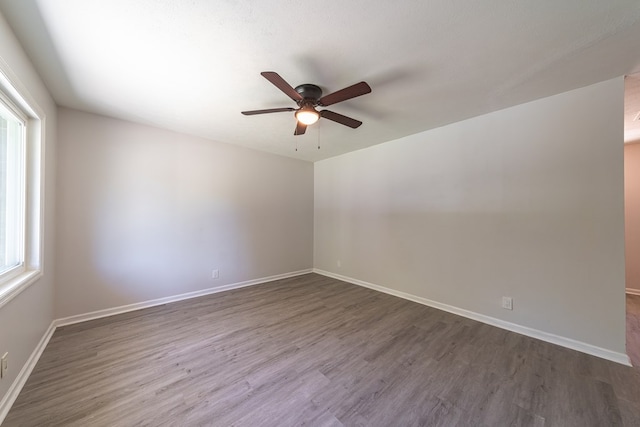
[317,120,321,150]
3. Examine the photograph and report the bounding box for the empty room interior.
[1,1,640,426]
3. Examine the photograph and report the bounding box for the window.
[0,69,43,308]
[0,97,26,280]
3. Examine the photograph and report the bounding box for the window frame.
[0,92,27,282]
[0,64,45,309]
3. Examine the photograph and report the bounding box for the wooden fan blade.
[241,107,295,115]
[318,81,371,106]
[294,121,307,135]
[320,110,362,128]
[261,72,303,102]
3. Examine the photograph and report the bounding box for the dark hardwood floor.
[4,274,640,426]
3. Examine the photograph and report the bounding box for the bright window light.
[0,99,25,278]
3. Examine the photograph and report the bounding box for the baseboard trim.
[626,288,640,296]
[313,269,632,366]
[0,321,56,424]
[55,269,313,327]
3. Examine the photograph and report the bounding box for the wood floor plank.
[4,274,640,426]
[628,294,640,368]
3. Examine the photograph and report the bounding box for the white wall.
[55,108,313,318]
[315,77,626,354]
[0,10,57,403]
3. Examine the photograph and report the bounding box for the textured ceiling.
[1,0,640,161]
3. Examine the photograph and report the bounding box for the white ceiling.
[2,0,640,161]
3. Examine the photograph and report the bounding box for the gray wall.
[314,78,626,354]
[55,108,313,318]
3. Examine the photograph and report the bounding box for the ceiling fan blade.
[318,81,371,106]
[294,121,307,136]
[261,71,303,102]
[320,110,363,128]
[241,107,295,115]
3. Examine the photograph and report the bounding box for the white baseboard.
[313,269,632,366]
[55,269,313,327]
[626,288,640,296]
[0,321,56,425]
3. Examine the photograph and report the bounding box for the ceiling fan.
[242,71,372,136]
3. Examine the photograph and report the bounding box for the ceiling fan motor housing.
[295,84,323,103]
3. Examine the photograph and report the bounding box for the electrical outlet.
[212,269,219,279]
[502,297,513,310]
[1,352,7,379]
[337,260,341,268]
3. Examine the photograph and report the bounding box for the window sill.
[0,270,42,309]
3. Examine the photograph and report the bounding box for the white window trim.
[0,61,45,309]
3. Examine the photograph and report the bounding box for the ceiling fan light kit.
[295,104,320,125]
[242,71,371,136]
